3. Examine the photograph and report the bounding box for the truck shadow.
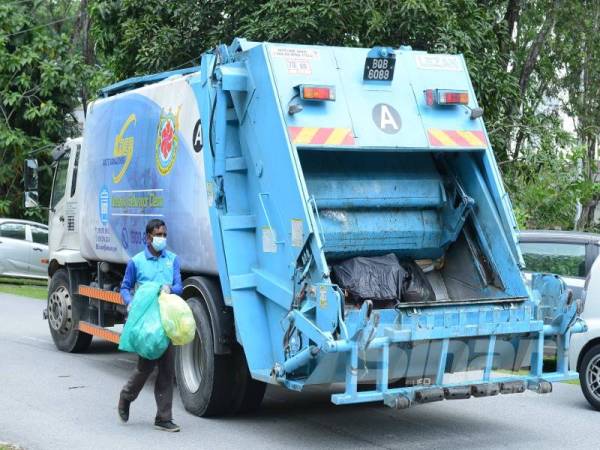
[214,384,591,448]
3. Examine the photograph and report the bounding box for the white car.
[0,218,49,280]
[519,230,600,301]
[519,230,600,411]
[571,256,600,411]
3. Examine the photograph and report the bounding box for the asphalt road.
[1,293,598,450]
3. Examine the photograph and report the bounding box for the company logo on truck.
[155,107,180,175]
[111,114,136,183]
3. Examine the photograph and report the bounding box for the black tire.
[230,343,266,414]
[47,268,92,353]
[579,344,600,411]
[176,296,236,417]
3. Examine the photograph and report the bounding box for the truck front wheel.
[47,268,92,352]
[579,344,600,411]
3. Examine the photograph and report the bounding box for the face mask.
[151,236,167,252]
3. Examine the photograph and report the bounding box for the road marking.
[117,358,136,365]
[22,336,49,343]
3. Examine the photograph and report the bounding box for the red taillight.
[441,90,468,104]
[299,84,336,101]
[424,89,469,106]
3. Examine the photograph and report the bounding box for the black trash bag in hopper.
[331,253,407,303]
[402,261,436,303]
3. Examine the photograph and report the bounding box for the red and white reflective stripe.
[78,285,125,305]
[78,321,121,344]
[289,127,355,145]
[427,129,487,148]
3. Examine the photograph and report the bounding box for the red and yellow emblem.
[427,129,487,148]
[155,107,181,175]
[289,127,355,146]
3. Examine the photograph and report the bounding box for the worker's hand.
[161,284,171,295]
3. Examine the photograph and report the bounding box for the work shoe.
[154,420,181,432]
[118,398,130,423]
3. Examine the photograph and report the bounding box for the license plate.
[363,57,395,81]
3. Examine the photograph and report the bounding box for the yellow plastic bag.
[158,293,196,345]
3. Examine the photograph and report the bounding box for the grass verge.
[0,277,47,300]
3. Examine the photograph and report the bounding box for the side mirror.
[24,191,39,208]
[24,159,39,208]
[24,159,39,190]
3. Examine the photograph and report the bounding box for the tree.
[90,0,519,159]
[4,0,597,230]
[554,0,600,228]
[0,0,89,221]
[89,0,231,80]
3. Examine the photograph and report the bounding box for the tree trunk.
[508,0,559,160]
[518,0,559,95]
[499,0,521,72]
[80,0,92,117]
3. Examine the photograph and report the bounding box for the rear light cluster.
[299,84,336,101]
[424,89,469,106]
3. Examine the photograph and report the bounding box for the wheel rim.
[586,353,600,402]
[48,286,73,335]
[181,329,204,393]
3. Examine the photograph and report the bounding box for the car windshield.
[520,241,586,278]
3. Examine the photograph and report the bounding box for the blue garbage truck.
[27,39,586,416]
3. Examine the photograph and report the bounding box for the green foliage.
[90,0,520,159]
[0,0,86,221]
[523,253,585,278]
[2,0,599,231]
[504,144,600,230]
[89,0,230,80]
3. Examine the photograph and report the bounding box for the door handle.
[59,216,64,222]
[33,247,43,252]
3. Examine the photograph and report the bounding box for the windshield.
[50,155,69,210]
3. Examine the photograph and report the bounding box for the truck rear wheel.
[176,277,266,416]
[579,344,600,411]
[48,268,92,353]
[231,343,267,414]
[176,296,235,416]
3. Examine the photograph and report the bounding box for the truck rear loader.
[25,39,586,416]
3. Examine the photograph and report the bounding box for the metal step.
[221,214,256,230]
[225,157,247,172]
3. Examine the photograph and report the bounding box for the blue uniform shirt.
[120,246,183,305]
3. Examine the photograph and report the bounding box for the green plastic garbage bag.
[119,282,169,360]
[158,293,196,345]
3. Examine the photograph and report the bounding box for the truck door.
[48,140,82,256]
[48,153,70,256]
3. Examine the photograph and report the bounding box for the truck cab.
[47,137,86,275]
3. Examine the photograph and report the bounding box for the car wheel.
[579,343,600,411]
[48,269,92,352]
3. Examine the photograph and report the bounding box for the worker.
[117,219,183,432]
